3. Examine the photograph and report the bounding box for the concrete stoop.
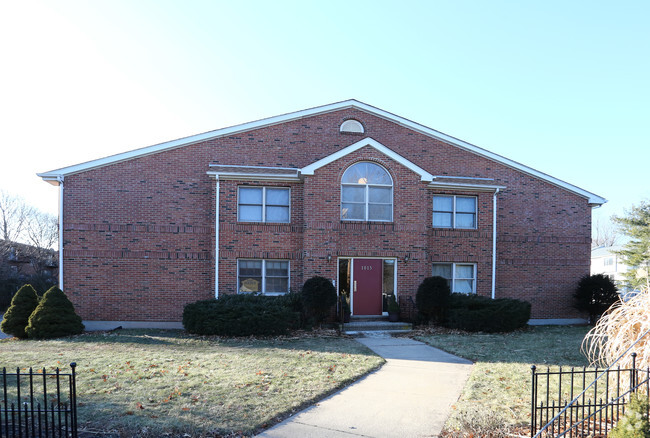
[343,317,412,335]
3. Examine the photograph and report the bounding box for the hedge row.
[183,293,302,336]
[443,293,531,333]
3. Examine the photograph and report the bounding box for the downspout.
[57,175,64,290]
[491,188,500,299]
[214,179,220,298]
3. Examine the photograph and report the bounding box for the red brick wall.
[61,108,591,321]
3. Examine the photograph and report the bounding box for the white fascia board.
[206,171,301,182]
[428,182,507,192]
[301,137,435,182]
[346,102,607,205]
[37,98,606,205]
[37,100,362,180]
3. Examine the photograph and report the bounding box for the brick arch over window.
[341,161,393,222]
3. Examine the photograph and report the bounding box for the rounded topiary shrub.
[25,286,84,339]
[573,273,619,324]
[416,276,451,324]
[1,284,40,339]
[444,294,531,333]
[301,276,337,325]
[183,294,301,336]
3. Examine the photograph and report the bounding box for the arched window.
[341,162,393,221]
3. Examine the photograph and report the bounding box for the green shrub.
[183,293,301,336]
[444,293,531,332]
[573,273,620,324]
[416,276,451,323]
[24,286,84,339]
[1,284,40,338]
[609,394,650,438]
[301,276,337,325]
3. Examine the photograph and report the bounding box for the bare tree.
[592,216,620,248]
[0,190,31,242]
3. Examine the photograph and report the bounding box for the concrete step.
[343,319,412,334]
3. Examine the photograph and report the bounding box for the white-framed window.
[237,259,290,295]
[341,162,393,222]
[433,195,477,229]
[238,187,290,223]
[432,263,476,294]
[604,257,614,266]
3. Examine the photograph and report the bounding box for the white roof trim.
[428,182,507,192]
[301,137,435,182]
[37,99,606,205]
[206,171,301,182]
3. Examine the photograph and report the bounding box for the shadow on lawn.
[415,325,593,368]
[57,329,380,357]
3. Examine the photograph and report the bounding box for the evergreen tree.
[0,284,39,338]
[613,201,650,290]
[25,286,84,339]
[573,274,619,324]
[301,276,337,325]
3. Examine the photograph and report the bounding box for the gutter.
[491,188,500,299]
[57,175,64,289]
[215,179,220,298]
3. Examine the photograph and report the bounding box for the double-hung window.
[432,263,476,294]
[238,187,290,223]
[433,195,476,228]
[238,259,290,295]
[341,162,393,221]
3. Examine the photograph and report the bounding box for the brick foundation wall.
[61,108,592,321]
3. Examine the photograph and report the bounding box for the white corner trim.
[36,99,606,205]
[301,137,435,182]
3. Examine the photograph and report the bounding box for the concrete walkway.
[257,334,473,438]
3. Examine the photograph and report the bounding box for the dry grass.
[415,325,591,436]
[583,287,650,369]
[0,329,384,437]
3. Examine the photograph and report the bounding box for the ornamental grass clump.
[583,287,650,370]
[0,284,39,338]
[25,286,84,339]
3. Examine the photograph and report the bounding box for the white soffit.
[301,137,435,182]
[36,99,607,205]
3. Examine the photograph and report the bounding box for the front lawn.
[416,325,592,436]
[0,329,384,437]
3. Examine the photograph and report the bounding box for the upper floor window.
[341,162,393,221]
[433,195,476,229]
[238,187,290,223]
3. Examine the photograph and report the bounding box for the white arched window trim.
[341,162,393,222]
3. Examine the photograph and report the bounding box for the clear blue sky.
[1,0,648,229]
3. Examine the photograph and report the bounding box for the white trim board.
[302,137,435,182]
[37,99,606,205]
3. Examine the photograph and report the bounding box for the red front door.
[352,259,383,315]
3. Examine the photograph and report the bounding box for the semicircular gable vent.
[340,119,364,134]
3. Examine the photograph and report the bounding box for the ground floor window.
[432,263,476,293]
[238,259,289,295]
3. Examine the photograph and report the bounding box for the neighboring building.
[38,100,606,327]
[591,245,634,292]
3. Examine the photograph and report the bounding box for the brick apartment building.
[38,100,605,327]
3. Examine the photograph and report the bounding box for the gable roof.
[37,99,606,205]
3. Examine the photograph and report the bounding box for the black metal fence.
[531,354,650,437]
[1,363,77,438]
